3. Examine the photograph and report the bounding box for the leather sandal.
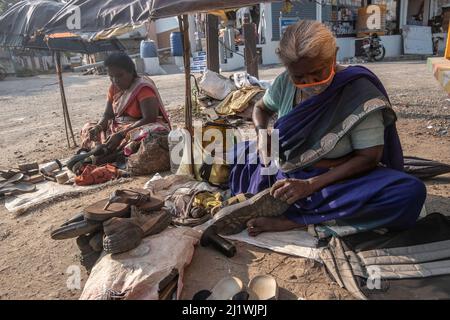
[103,188,164,212]
[84,199,130,222]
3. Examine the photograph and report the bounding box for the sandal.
[0,182,36,197]
[194,277,244,300]
[248,275,278,300]
[103,188,164,212]
[84,199,130,222]
[0,173,24,189]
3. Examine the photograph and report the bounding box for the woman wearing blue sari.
[228,20,426,238]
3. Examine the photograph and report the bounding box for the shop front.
[186,0,449,71]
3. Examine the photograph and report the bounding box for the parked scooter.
[362,33,386,62]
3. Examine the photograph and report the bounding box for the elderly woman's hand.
[270,178,316,204]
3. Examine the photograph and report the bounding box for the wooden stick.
[206,14,220,73]
[55,51,78,148]
[179,15,193,133]
[179,15,195,176]
[243,18,259,79]
[54,51,70,148]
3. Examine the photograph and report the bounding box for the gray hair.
[277,20,337,66]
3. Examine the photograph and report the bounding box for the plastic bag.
[198,70,236,100]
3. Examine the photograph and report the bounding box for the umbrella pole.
[54,51,78,148]
[54,51,70,148]
[179,14,193,133]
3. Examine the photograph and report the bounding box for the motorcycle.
[362,33,386,62]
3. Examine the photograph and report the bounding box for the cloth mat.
[4,172,130,214]
[320,213,450,300]
[195,220,323,262]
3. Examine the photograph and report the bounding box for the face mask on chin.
[300,80,332,97]
[294,61,336,97]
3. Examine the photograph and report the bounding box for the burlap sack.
[127,132,170,176]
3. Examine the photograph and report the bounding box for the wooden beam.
[243,18,259,79]
[446,23,450,60]
[206,14,220,73]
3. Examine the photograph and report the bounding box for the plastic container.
[170,32,183,57]
[140,40,158,58]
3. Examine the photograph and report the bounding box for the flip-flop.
[51,219,102,240]
[0,173,24,189]
[0,169,21,180]
[0,182,36,196]
[207,277,244,300]
[103,188,164,212]
[248,275,278,300]
[84,199,130,222]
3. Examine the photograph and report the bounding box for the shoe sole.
[51,220,102,240]
[206,188,290,236]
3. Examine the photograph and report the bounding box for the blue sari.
[229,66,426,238]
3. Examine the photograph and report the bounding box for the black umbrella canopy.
[43,0,151,37]
[149,0,278,19]
[0,0,64,48]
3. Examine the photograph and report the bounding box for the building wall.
[220,2,406,70]
[270,1,317,41]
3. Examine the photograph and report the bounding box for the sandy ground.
[0,61,449,300]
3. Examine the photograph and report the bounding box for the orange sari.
[80,76,171,150]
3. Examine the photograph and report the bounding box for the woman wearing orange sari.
[80,52,171,154]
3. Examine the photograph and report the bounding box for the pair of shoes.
[51,201,130,241]
[192,275,279,300]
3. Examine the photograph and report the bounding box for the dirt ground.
[0,61,449,300]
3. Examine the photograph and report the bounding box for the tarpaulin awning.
[0,0,126,53]
[149,0,278,20]
[43,0,151,40]
[0,0,63,48]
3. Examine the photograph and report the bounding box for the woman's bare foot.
[246,217,304,237]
